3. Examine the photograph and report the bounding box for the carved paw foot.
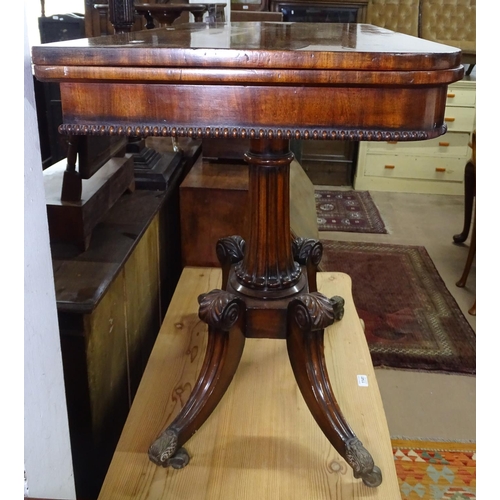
[167,447,190,469]
[361,465,383,487]
[345,437,382,487]
[148,428,190,469]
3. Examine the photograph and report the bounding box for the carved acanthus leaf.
[292,237,323,266]
[345,438,375,478]
[198,289,241,330]
[216,236,246,266]
[148,428,178,466]
[292,292,345,331]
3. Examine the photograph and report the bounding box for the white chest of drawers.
[354,76,476,195]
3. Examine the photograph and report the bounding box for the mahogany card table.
[32,21,463,488]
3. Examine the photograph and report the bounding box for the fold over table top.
[32,22,464,141]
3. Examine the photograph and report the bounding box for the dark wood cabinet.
[269,0,367,21]
[53,184,185,499]
[48,136,201,499]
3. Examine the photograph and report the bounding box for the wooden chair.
[454,130,476,316]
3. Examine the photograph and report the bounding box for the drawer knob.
[447,93,456,98]
[439,142,450,147]
[386,141,398,144]
[384,165,395,169]
[445,117,456,122]
[435,167,446,172]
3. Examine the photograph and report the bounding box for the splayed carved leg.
[287,293,382,487]
[148,289,245,468]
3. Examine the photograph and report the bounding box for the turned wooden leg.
[287,293,382,487]
[453,160,475,244]
[148,289,245,468]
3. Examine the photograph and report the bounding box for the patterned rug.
[319,240,476,374]
[315,190,387,233]
[392,439,476,499]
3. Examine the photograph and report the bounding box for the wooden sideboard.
[292,139,358,186]
[52,183,185,499]
[48,135,200,499]
[354,76,476,195]
[40,113,200,498]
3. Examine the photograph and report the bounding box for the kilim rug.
[315,190,387,233]
[319,240,476,374]
[392,439,476,499]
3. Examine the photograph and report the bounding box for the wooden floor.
[98,268,400,499]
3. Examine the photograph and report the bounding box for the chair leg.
[465,64,475,76]
[453,160,475,244]
[456,216,476,288]
[468,300,476,316]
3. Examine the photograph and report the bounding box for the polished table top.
[33,22,461,71]
[32,23,464,141]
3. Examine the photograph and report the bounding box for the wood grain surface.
[32,22,463,142]
[32,23,460,71]
[98,268,400,499]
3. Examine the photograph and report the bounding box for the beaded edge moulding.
[58,124,448,141]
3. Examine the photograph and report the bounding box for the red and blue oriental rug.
[315,190,387,233]
[319,240,476,374]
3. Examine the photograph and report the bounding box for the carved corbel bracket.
[216,236,246,289]
[292,238,323,292]
[291,292,345,332]
[198,289,243,331]
[292,237,323,266]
